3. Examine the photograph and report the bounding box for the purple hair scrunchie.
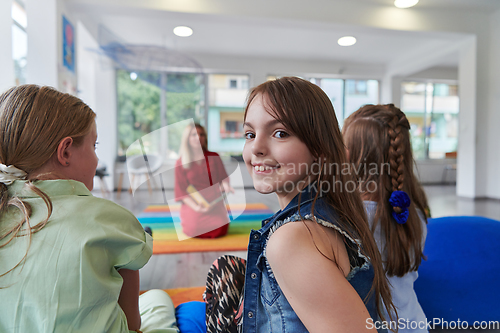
[389,190,411,224]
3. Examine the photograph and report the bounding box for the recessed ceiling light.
[394,0,419,8]
[338,36,356,47]
[173,26,193,37]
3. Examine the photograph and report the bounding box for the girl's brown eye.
[274,131,289,139]
[244,132,255,140]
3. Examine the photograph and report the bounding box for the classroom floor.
[94,184,500,291]
[93,184,500,333]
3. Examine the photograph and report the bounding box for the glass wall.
[401,81,459,160]
[309,78,379,127]
[344,79,380,120]
[117,72,251,157]
[116,70,204,158]
[116,73,382,156]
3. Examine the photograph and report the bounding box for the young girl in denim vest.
[0,85,178,333]
[204,77,395,333]
[343,104,430,333]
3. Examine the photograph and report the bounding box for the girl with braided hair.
[343,104,430,332]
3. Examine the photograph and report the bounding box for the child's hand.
[195,204,209,213]
[222,182,235,194]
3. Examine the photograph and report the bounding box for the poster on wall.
[62,16,75,73]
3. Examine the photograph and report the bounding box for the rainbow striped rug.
[137,203,273,254]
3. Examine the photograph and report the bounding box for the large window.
[117,73,379,157]
[401,81,459,160]
[267,75,380,127]
[12,0,27,85]
[116,70,204,158]
[309,78,380,127]
[268,76,380,128]
[117,72,250,158]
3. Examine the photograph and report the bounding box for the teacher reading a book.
[174,123,234,238]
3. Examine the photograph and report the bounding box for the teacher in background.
[174,123,234,238]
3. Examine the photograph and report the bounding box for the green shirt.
[0,180,153,333]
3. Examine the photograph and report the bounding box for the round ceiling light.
[338,36,357,47]
[173,26,193,37]
[394,0,419,8]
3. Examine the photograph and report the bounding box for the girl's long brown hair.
[0,84,96,282]
[342,104,429,277]
[245,77,395,322]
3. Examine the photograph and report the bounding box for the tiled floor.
[423,185,500,220]
[94,185,500,332]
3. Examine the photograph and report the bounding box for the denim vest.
[242,184,384,333]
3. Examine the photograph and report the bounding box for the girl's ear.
[56,137,74,166]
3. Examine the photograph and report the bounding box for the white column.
[456,36,477,198]
[380,74,392,105]
[0,0,15,92]
[77,21,117,191]
[25,0,58,87]
[485,9,500,200]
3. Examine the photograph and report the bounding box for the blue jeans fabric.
[241,183,384,333]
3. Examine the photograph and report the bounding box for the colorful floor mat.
[137,203,273,254]
[140,287,205,307]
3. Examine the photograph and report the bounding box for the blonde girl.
[343,104,430,332]
[0,85,177,333]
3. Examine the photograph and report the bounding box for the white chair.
[123,153,163,195]
[441,151,457,184]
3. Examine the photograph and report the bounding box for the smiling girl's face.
[243,94,316,208]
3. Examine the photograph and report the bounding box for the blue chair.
[175,301,206,333]
[414,216,500,323]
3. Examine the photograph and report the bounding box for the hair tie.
[389,190,411,224]
[0,164,27,185]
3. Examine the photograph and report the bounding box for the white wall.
[408,66,458,81]
[77,22,117,191]
[25,0,58,87]
[486,10,500,200]
[456,37,478,198]
[25,0,78,92]
[0,0,15,93]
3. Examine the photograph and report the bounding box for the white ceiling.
[68,0,500,69]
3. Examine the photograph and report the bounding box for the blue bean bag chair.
[414,216,500,324]
[175,301,206,333]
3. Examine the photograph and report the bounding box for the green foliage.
[116,70,204,156]
[117,70,161,155]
